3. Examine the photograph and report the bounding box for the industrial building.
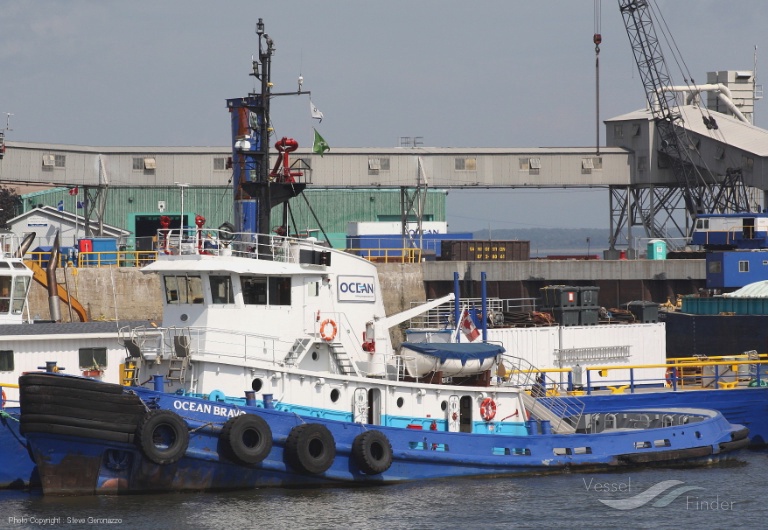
[0,69,766,257]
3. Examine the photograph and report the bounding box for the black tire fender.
[20,413,138,434]
[20,422,134,444]
[352,430,393,475]
[284,423,336,475]
[20,386,144,408]
[21,403,144,425]
[136,410,189,465]
[220,414,273,465]
[19,374,124,394]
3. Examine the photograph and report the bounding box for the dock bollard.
[263,393,274,409]
[153,375,165,392]
[540,420,552,435]
[526,419,539,435]
[245,390,256,406]
[37,361,63,373]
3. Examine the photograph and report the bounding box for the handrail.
[344,247,422,263]
[588,359,768,371]
[505,355,768,395]
[24,250,159,268]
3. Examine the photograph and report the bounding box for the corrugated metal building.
[15,185,446,250]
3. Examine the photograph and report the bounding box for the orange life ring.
[319,319,337,342]
[665,367,676,386]
[479,397,496,421]
[1,389,5,409]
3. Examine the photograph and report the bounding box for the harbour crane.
[616,0,752,248]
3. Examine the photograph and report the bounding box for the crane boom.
[618,0,713,216]
[618,0,750,226]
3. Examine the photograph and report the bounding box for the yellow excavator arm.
[24,261,89,322]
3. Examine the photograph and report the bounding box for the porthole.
[330,389,340,402]
[311,351,319,361]
[440,400,447,411]
[180,314,188,322]
[251,378,263,392]
[397,397,404,408]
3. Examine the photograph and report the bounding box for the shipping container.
[347,221,447,236]
[346,233,472,258]
[440,240,530,261]
[705,250,768,289]
[681,295,768,316]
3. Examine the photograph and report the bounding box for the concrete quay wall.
[25,259,704,323]
[28,267,164,323]
[421,259,706,309]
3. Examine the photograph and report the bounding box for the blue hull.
[4,385,766,490]
[19,374,749,495]
[0,408,39,489]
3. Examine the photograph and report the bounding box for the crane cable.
[646,1,725,191]
[594,0,602,155]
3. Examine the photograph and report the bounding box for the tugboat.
[18,20,749,495]
[0,232,151,489]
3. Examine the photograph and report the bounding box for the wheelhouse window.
[241,276,290,306]
[242,276,267,305]
[79,347,108,369]
[210,275,234,304]
[269,277,291,306]
[11,277,29,315]
[164,275,204,304]
[0,350,13,371]
[0,276,10,313]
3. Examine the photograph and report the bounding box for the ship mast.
[226,18,308,240]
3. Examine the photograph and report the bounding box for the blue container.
[346,232,473,258]
[32,246,52,268]
[90,237,118,265]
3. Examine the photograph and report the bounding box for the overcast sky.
[3,1,767,234]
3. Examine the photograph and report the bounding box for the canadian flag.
[459,309,480,342]
[69,187,78,196]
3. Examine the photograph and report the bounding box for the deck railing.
[521,353,768,395]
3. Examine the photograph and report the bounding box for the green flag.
[312,128,330,156]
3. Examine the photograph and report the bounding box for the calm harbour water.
[1,450,767,530]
